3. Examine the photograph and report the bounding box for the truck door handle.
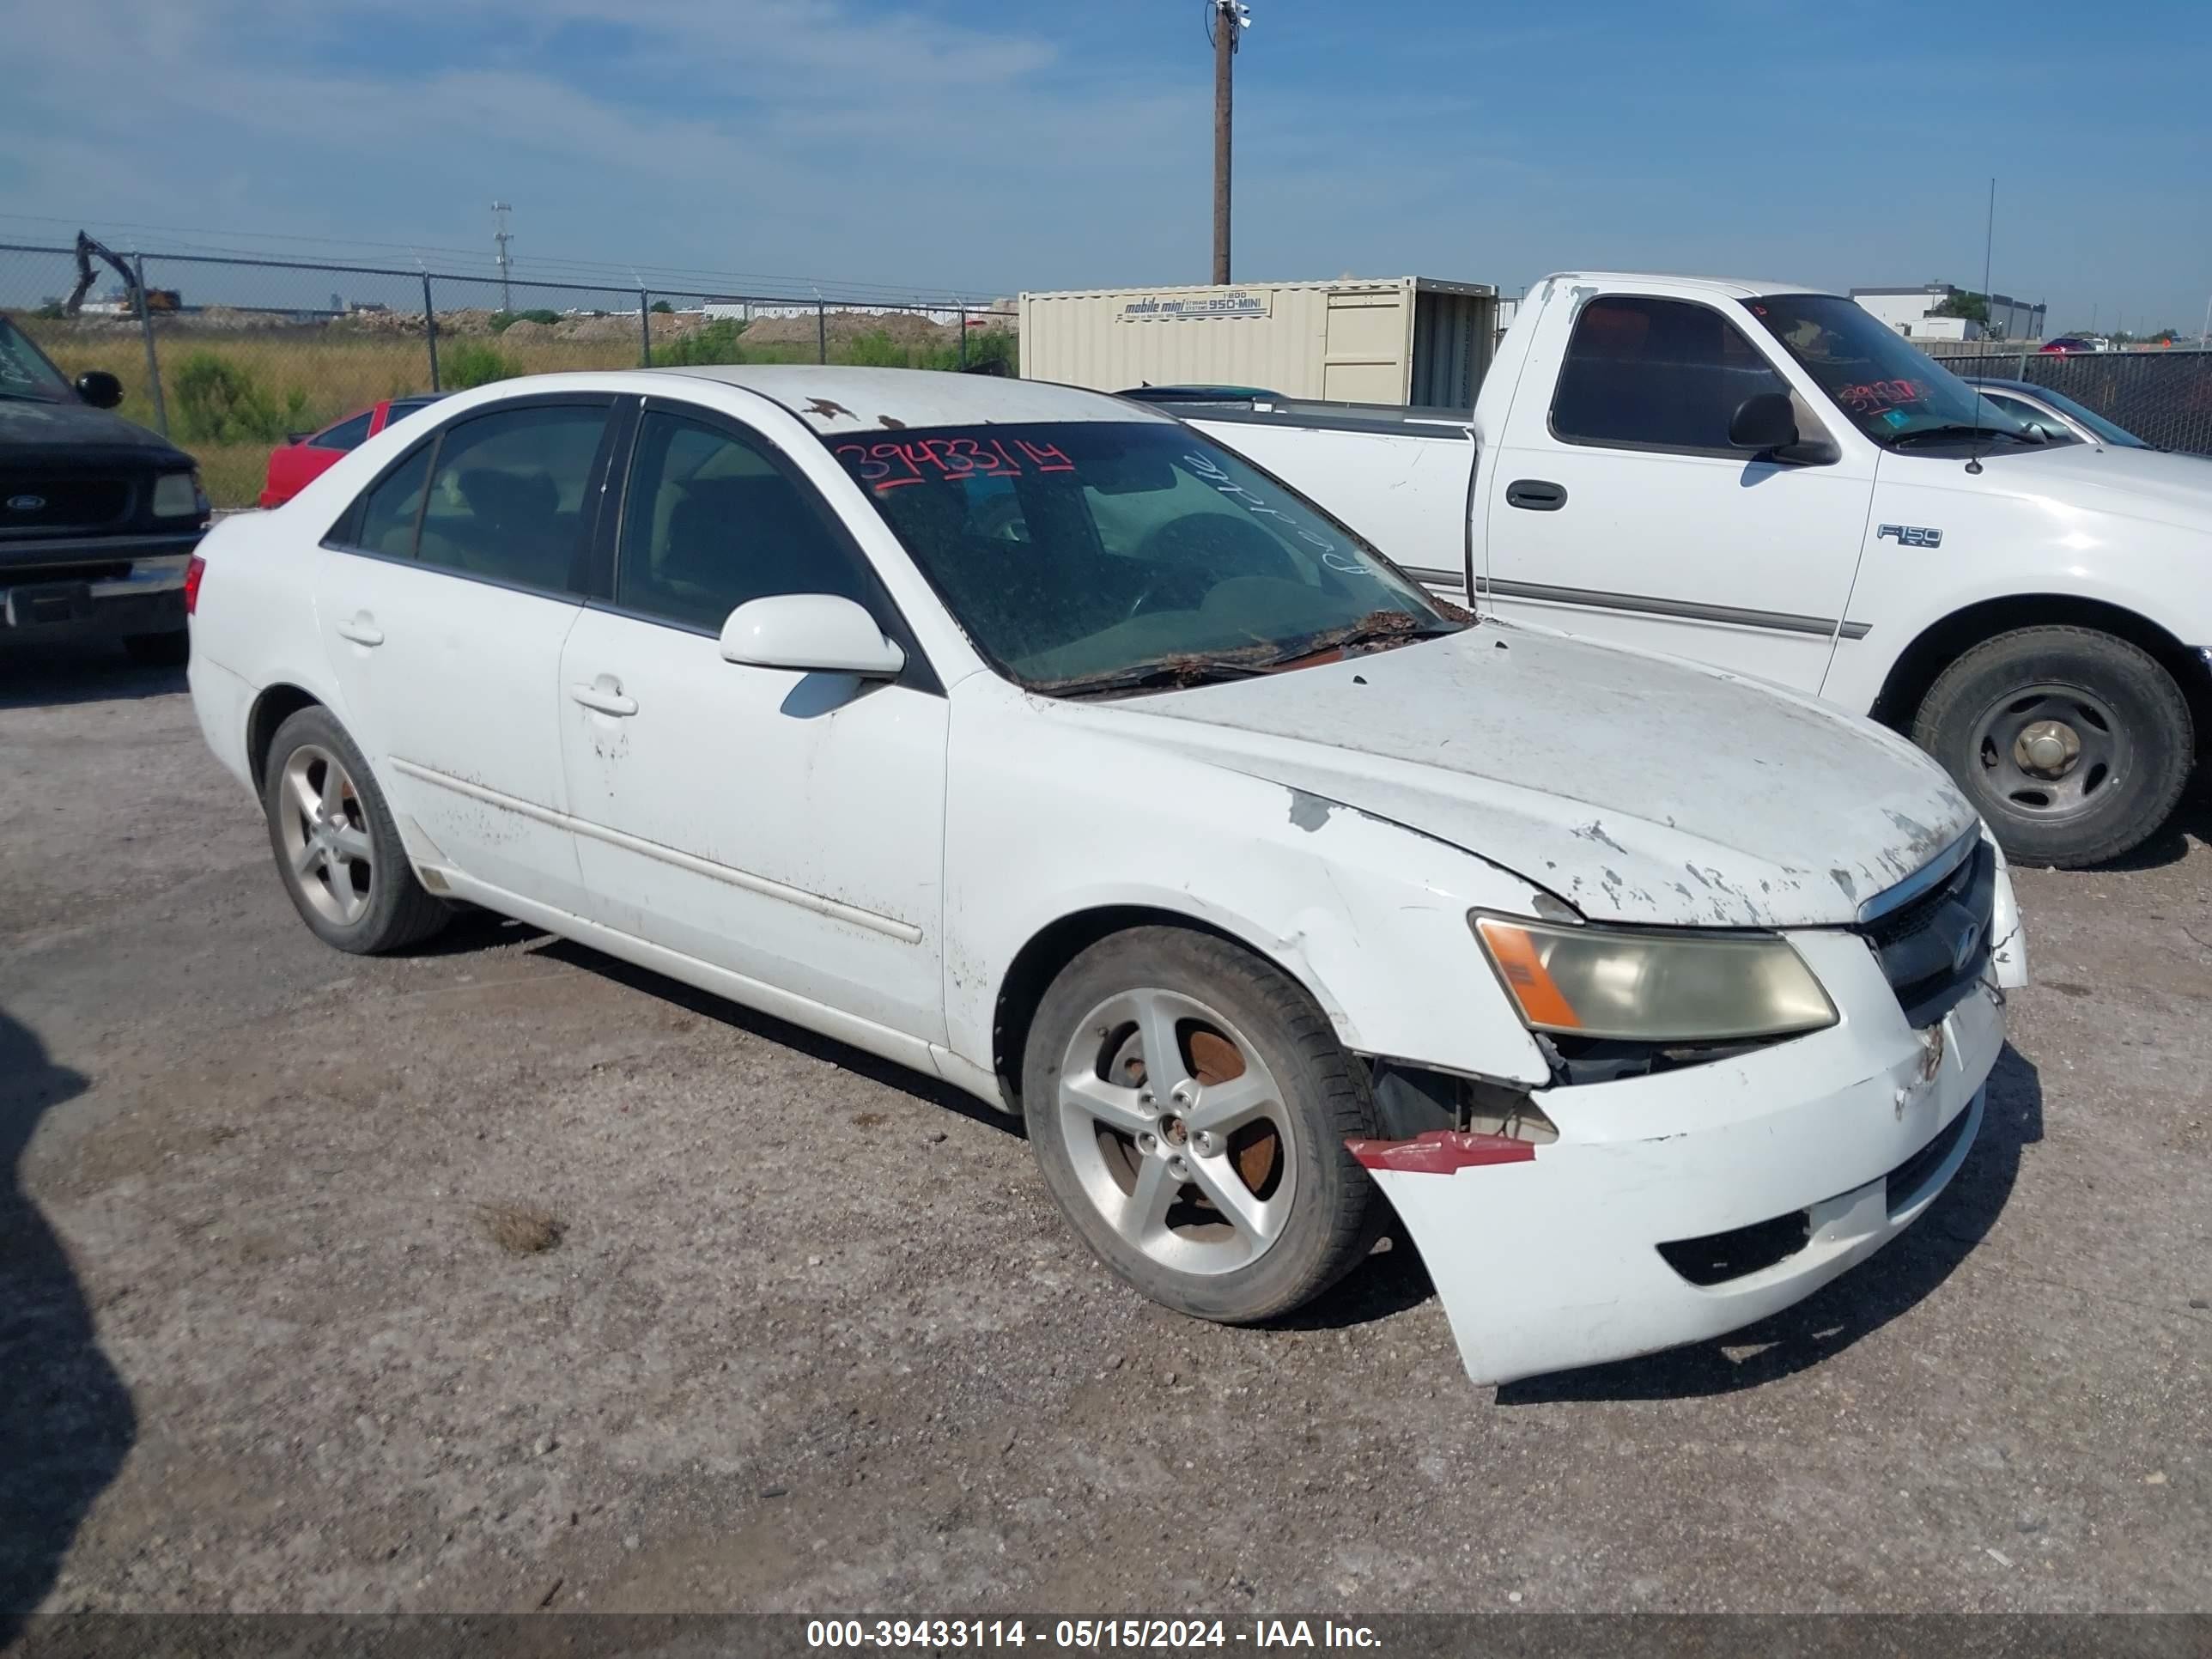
[1505,479,1567,512]
[570,681,638,717]
[336,614,384,646]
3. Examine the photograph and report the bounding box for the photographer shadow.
[0,1011,133,1638]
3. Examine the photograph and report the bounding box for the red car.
[258,394,443,507]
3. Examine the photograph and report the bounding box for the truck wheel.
[123,629,189,668]
[1913,625,2192,868]
[1021,927,1382,1325]
[261,706,448,954]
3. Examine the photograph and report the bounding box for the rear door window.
[414,404,610,594]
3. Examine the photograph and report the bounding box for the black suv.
[1,315,207,665]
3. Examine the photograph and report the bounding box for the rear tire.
[261,706,448,954]
[1912,625,2191,868]
[1021,927,1382,1325]
[123,629,189,668]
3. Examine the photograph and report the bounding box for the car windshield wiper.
[1038,611,1460,701]
[1036,654,1279,701]
[1888,422,2043,449]
[1259,609,1462,665]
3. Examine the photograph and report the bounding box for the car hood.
[1981,441,2212,529]
[0,396,196,467]
[1086,624,1976,927]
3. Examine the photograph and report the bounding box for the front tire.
[261,706,448,954]
[1021,927,1382,1325]
[1913,625,2192,868]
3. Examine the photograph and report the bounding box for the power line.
[0,210,994,307]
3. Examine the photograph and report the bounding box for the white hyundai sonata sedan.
[185,366,2027,1385]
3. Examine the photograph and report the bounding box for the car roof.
[642,365,1168,435]
[1959,377,2038,394]
[1537,271,1832,301]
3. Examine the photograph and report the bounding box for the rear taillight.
[184,553,205,615]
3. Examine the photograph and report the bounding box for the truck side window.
[1552,295,1792,454]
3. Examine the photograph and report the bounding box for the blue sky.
[4,0,2209,332]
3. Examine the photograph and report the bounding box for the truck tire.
[123,629,189,668]
[1912,625,2192,868]
[1021,927,1382,1325]
[261,706,449,954]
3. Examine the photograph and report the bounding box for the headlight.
[1472,912,1836,1042]
[151,471,202,518]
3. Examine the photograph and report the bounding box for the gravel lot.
[2,646,2207,1624]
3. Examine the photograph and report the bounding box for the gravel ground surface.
[2,646,2206,1621]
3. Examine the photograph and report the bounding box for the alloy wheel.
[276,744,374,926]
[1056,988,1297,1276]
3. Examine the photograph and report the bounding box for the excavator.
[61,230,179,316]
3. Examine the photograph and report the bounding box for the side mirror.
[719,593,905,678]
[75,370,124,410]
[1728,391,1798,453]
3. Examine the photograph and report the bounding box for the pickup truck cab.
[1167,273,2212,867]
[1,314,208,665]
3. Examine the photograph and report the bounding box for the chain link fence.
[3,243,1018,507]
[1922,340,2212,456]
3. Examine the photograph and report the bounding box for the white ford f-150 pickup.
[1156,273,2212,868]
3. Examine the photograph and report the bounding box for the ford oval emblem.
[6,494,46,512]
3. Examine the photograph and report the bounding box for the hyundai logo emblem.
[5,494,46,513]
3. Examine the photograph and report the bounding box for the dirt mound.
[741,310,956,349]
[497,318,556,342]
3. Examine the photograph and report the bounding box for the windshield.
[828,421,1461,690]
[2014,384,2148,448]
[1742,294,2040,448]
[0,318,74,403]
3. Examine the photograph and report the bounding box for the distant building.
[1850,283,2045,343]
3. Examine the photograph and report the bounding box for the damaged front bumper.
[1362,927,2007,1387]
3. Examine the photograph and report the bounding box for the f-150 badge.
[1876,524,1943,548]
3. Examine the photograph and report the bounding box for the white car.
[185,368,2026,1386]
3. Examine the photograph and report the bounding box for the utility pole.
[1209,2,1251,285]
[491,201,514,311]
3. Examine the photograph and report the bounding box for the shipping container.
[1018,276,1498,409]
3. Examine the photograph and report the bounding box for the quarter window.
[352,443,433,559]
[615,410,866,631]
[1552,295,1793,453]
[414,404,608,592]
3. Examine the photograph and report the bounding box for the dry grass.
[17,320,637,507]
[478,1200,565,1257]
[12,313,1017,508]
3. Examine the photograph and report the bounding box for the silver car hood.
[1097,623,1976,928]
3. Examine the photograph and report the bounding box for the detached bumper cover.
[1368,927,2005,1386]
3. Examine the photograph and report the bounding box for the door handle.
[336,614,384,646]
[570,682,638,717]
[1504,479,1568,512]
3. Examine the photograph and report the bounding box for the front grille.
[1857,841,1996,1028]
[0,476,131,533]
[1885,1101,1978,1214]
